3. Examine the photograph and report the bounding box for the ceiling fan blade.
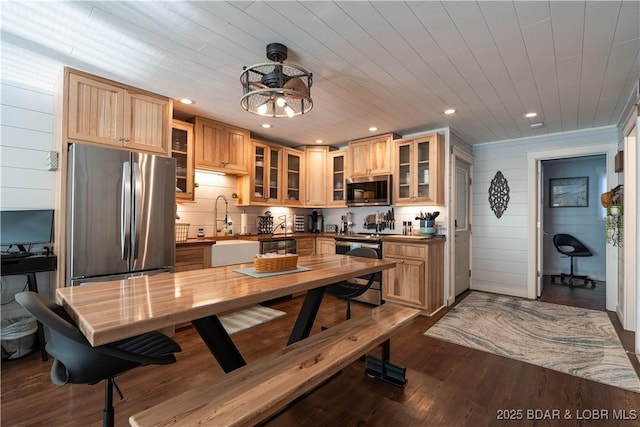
[283,77,309,97]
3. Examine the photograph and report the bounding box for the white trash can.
[1,316,38,360]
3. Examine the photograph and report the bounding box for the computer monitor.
[1,209,54,250]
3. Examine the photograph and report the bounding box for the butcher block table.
[56,254,395,373]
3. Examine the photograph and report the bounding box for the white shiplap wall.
[1,81,56,316]
[472,126,619,298]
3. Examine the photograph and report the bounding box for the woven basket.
[254,254,298,273]
[175,223,190,242]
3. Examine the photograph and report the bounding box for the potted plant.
[605,205,623,247]
[415,211,439,237]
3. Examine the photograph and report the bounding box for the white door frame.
[527,144,619,311]
[449,146,474,305]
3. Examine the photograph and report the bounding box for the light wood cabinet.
[394,133,444,205]
[296,237,315,256]
[348,133,398,177]
[316,237,336,255]
[304,146,328,207]
[172,120,195,202]
[237,139,282,206]
[327,150,347,206]
[66,69,171,156]
[282,147,304,207]
[175,244,211,272]
[193,117,249,175]
[383,239,444,315]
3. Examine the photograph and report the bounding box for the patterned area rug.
[425,292,640,393]
[219,305,286,336]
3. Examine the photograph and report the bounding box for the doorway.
[527,144,618,312]
[539,156,606,310]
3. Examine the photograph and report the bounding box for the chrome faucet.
[213,195,228,236]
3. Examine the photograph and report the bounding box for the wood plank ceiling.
[1,1,638,147]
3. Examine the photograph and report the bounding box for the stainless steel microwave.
[346,175,392,207]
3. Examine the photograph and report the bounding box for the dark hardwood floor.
[2,288,639,426]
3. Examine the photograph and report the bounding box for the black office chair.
[551,234,597,288]
[15,291,181,427]
[326,247,381,319]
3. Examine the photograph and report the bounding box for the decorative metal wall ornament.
[488,171,510,218]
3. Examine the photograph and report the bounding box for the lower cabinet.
[175,244,212,272]
[315,237,336,255]
[383,239,444,315]
[296,237,315,256]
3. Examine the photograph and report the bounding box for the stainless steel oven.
[334,236,382,306]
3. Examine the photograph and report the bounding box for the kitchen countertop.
[176,233,446,246]
[176,232,338,246]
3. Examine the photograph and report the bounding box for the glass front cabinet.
[328,150,347,206]
[239,139,282,205]
[282,147,304,207]
[172,120,195,202]
[394,133,444,205]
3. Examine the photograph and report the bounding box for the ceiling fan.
[240,43,313,118]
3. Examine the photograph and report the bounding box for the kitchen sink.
[210,240,260,267]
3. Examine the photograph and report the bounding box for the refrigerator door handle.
[132,161,143,260]
[121,161,131,260]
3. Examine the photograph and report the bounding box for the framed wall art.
[549,176,589,207]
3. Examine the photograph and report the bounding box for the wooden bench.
[129,304,420,427]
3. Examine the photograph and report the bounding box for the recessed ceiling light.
[315,139,323,144]
[261,123,272,129]
[368,127,378,132]
[179,98,194,105]
[525,112,537,118]
[444,108,456,115]
[530,122,544,128]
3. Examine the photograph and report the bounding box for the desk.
[57,254,395,372]
[1,254,57,361]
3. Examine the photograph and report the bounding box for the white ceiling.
[2,1,638,147]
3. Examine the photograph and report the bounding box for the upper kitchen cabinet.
[193,116,249,175]
[237,139,282,206]
[327,150,347,207]
[282,147,304,207]
[66,68,171,156]
[394,133,444,205]
[172,120,195,202]
[348,133,398,177]
[304,146,328,207]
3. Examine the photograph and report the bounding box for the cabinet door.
[296,237,315,256]
[395,141,413,203]
[348,140,371,176]
[348,134,393,176]
[316,238,336,255]
[283,148,304,206]
[195,118,226,170]
[172,120,195,201]
[327,151,346,206]
[368,135,391,175]
[224,126,249,174]
[67,73,124,147]
[305,146,327,206]
[123,91,171,156]
[383,256,425,308]
[194,118,248,174]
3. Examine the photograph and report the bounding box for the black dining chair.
[326,247,381,319]
[551,233,597,287]
[15,291,182,427]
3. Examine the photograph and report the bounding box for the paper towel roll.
[240,213,248,235]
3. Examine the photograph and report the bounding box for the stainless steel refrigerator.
[67,144,176,286]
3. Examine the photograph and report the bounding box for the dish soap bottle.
[227,220,233,236]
